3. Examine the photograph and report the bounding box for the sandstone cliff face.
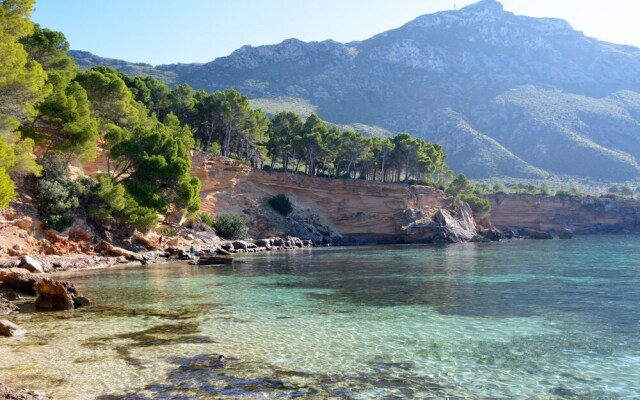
[192,154,476,243]
[486,194,640,233]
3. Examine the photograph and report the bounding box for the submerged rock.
[0,319,25,336]
[0,383,52,399]
[529,230,553,240]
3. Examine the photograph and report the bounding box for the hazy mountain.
[71,0,640,180]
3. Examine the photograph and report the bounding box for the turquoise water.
[1,235,640,398]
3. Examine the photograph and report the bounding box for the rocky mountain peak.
[461,0,504,14]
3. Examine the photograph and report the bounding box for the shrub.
[460,193,491,219]
[213,214,247,240]
[36,153,79,231]
[199,212,215,227]
[268,194,293,216]
[446,174,473,197]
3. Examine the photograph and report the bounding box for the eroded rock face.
[486,194,640,233]
[195,155,465,244]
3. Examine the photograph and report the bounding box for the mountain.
[70,0,640,180]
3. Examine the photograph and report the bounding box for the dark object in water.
[197,256,234,266]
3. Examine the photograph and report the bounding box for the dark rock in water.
[558,228,574,239]
[73,296,93,308]
[232,240,248,250]
[529,230,553,240]
[502,230,516,239]
[35,278,75,310]
[254,238,271,248]
[272,238,284,247]
[198,256,234,265]
[0,319,26,336]
[479,228,503,241]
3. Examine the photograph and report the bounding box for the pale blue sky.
[31,0,640,66]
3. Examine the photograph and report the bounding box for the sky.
[31,0,640,66]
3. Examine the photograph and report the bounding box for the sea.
[1,234,639,399]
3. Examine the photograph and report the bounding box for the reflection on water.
[1,235,640,398]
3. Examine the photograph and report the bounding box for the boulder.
[558,228,574,239]
[232,240,248,250]
[18,256,44,273]
[0,269,41,296]
[302,239,313,247]
[254,239,271,249]
[95,241,141,261]
[272,238,284,247]
[13,217,32,230]
[479,228,503,241]
[529,230,553,240]
[166,237,181,247]
[73,296,92,307]
[0,319,26,336]
[35,278,75,310]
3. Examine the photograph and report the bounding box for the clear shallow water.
[1,235,640,398]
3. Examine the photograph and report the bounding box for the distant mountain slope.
[71,0,640,180]
[70,50,178,84]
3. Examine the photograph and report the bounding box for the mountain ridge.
[69,0,640,180]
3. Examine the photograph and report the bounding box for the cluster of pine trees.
[266,112,449,183]
[1,0,486,234]
[1,0,199,231]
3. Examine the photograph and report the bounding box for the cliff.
[191,154,476,244]
[486,194,640,233]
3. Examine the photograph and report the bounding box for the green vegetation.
[8,0,640,240]
[460,193,491,219]
[212,214,247,240]
[265,113,449,184]
[0,1,202,233]
[198,212,215,227]
[268,194,293,216]
[36,152,81,231]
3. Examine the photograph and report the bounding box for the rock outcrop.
[0,269,91,312]
[194,155,476,244]
[486,194,640,233]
